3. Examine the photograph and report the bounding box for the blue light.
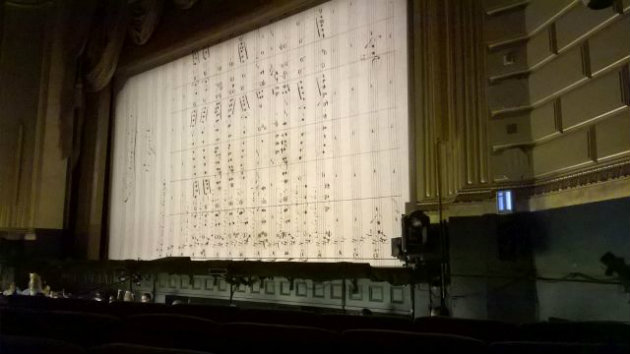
[498,192,505,211]
[497,190,513,213]
[505,190,513,211]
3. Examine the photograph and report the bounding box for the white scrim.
[109,0,409,266]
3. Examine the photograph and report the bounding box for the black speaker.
[581,0,615,10]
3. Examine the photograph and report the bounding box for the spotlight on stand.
[391,210,441,267]
[392,210,450,317]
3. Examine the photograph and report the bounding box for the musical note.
[316,8,325,38]
[200,107,207,124]
[296,80,306,101]
[203,178,211,195]
[238,38,248,63]
[190,109,197,128]
[361,30,382,64]
[192,180,200,198]
[239,94,250,112]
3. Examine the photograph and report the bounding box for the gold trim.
[419,159,630,208]
[490,59,629,118]
[553,98,563,133]
[486,1,577,52]
[527,176,630,211]
[485,0,529,17]
[580,41,592,78]
[621,65,630,105]
[487,14,625,85]
[549,22,558,55]
[491,106,629,152]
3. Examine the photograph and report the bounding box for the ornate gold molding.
[526,158,630,196]
[413,0,489,204]
[422,158,630,210]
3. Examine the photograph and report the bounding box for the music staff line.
[169,49,395,115]
[174,13,394,89]
[171,105,396,154]
[167,194,401,217]
[169,145,401,183]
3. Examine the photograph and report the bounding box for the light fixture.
[497,190,513,214]
[391,210,442,266]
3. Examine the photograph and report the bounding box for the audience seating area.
[1,296,629,354]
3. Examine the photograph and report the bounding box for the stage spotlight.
[403,210,431,256]
[391,210,441,265]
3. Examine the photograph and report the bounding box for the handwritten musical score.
[109,0,409,266]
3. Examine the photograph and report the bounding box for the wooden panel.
[529,45,585,103]
[561,69,627,130]
[487,45,528,78]
[530,101,557,140]
[527,27,553,66]
[525,0,574,33]
[484,8,526,44]
[532,130,591,176]
[589,15,630,75]
[555,5,617,51]
[490,103,555,147]
[491,148,532,181]
[488,77,530,111]
[595,110,630,160]
[490,114,532,146]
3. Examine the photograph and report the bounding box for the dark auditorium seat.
[108,302,174,318]
[4,295,109,314]
[88,343,215,354]
[0,308,48,337]
[170,304,238,323]
[342,329,486,354]
[1,308,119,346]
[218,322,339,354]
[0,334,84,354]
[519,321,630,344]
[413,316,519,342]
[489,341,630,354]
[235,308,320,326]
[37,310,121,346]
[116,314,220,352]
[320,313,413,332]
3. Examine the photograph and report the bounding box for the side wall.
[0,0,67,230]
[485,0,630,187]
[532,197,630,321]
[450,197,630,322]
